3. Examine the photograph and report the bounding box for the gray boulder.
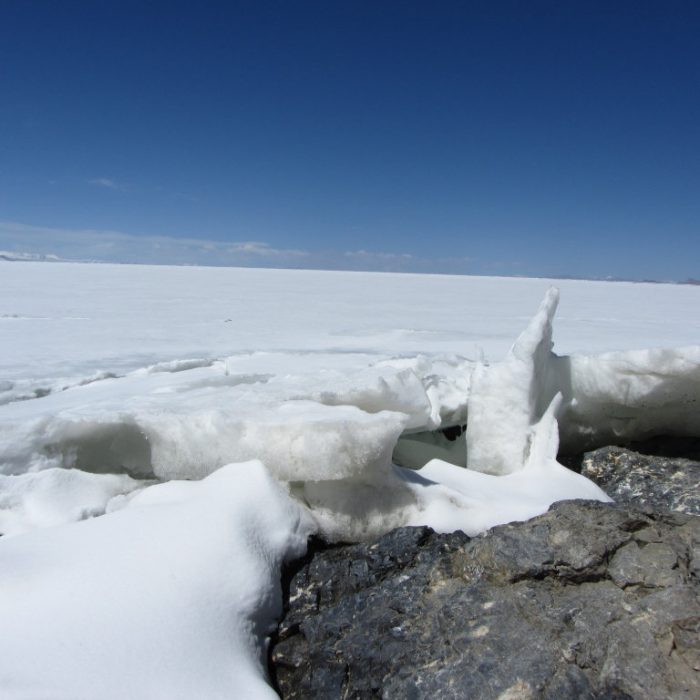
[581,446,700,515]
[271,501,700,700]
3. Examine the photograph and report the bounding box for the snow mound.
[0,461,314,699]
[0,468,143,536]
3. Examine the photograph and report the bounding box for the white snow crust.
[0,462,313,699]
[0,261,699,697]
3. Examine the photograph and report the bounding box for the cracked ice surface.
[0,261,699,698]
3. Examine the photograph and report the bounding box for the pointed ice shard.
[465,288,560,475]
[524,392,563,469]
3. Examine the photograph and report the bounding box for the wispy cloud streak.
[88,178,126,191]
[0,221,475,274]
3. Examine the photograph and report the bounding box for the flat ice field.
[1,261,699,698]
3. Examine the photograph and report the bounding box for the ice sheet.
[2,261,699,387]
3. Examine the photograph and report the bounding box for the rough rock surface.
[581,446,700,515]
[270,501,700,700]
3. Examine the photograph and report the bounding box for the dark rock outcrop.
[581,446,700,515]
[271,501,700,700]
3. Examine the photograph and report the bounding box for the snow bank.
[0,468,143,537]
[0,462,314,699]
[460,288,700,476]
[1,284,698,535]
[556,346,700,450]
[297,392,610,541]
[0,373,412,483]
[144,402,407,482]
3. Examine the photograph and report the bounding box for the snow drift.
[0,463,313,699]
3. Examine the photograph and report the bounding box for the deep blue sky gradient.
[1,1,698,279]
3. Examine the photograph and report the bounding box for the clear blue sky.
[1,1,698,280]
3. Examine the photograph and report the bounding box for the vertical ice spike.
[465,287,560,474]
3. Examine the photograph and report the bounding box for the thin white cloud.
[227,241,308,257]
[0,221,313,267]
[88,178,125,191]
[344,250,414,261]
[0,220,475,274]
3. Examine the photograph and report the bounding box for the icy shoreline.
[1,263,699,697]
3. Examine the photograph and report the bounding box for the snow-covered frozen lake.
[2,261,699,384]
[1,261,699,698]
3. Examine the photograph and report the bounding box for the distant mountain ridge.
[0,251,63,262]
